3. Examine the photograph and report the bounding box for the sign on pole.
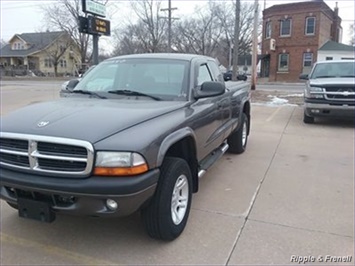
[82,0,106,17]
[88,16,111,36]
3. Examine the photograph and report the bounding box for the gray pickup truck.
[300,60,355,123]
[0,53,251,240]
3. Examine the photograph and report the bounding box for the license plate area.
[18,197,55,223]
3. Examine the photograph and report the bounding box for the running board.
[198,142,229,178]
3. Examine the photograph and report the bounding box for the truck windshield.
[310,61,355,79]
[74,58,189,101]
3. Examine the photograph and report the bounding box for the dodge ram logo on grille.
[37,121,49,127]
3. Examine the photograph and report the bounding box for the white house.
[317,40,354,61]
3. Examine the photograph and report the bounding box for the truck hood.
[309,77,355,87]
[1,98,187,143]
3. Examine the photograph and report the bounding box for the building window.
[265,21,272,39]
[305,17,316,35]
[303,53,313,67]
[45,58,53,68]
[60,59,67,68]
[12,42,23,50]
[60,45,66,53]
[326,57,333,61]
[280,19,292,36]
[278,54,289,72]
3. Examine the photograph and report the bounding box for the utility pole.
[232,0,240,80]
[93,34,99,65]
[251,0,259,90]
[228,44,233,71]
[161,0,178,53]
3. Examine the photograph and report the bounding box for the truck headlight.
[94,152,148,176]
[305,87,324,99]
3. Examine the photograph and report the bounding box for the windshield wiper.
[108,89,161,101]
[314,75,336,78]
[71,90,106,99]
[340,75,355,77]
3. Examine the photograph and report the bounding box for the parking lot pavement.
[0,84,354,265]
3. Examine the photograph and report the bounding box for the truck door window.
[198,64,213,86]
[207,60,224,82]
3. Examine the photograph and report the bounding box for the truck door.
[207,60,232,139]
[190,62,227,160]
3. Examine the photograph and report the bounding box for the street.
[0,80,353,265]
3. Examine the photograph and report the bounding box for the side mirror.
[299,74,309,80]
[195,81,225,99]
[60,79,80,97]
[66,79,80,90]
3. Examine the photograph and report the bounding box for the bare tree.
[214,1,260,67]
[172,2,224,56]
[130,0,167,53]
[169,0,257,67]
[43,33,73,77]
[111,0,258,62]
[349,24,354,46]
[112,0,168,55]
[41,0,89,64]
[0,39,7,49]
[41,0,115,64]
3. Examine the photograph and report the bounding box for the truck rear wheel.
[303,112,315,124]
[141,157,192,241]
[228,113,249,154]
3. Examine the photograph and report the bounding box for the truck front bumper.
[304,101,355,118]
[0,167,159,218]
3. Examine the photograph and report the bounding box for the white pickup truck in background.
[300,60,355,124]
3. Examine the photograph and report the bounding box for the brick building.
[260,0,342,82]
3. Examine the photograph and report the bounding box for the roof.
[319,40,355,52]
[263,0,336,20]
[108,53,214,62]
[0,31,65,57]
[315,59,355,64]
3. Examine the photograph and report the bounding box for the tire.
[303,112,315,124]
[6,202,18,210]
[141,157,192,241]
[228,113,249,154]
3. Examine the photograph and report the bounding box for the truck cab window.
[207,61,224,82]
[197,65,213,86]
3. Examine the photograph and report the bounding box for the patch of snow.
[270,96,289,105]
[252,102,298,107]
[252,96,298,107]
[284,93,304,97]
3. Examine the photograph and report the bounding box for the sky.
[1,0,354,49]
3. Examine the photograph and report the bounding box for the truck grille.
[324,87,355,101]
[0,133,94,177]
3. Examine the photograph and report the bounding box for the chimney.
[331,2,341,42]
[334,2,338,16]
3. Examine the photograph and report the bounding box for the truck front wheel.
[141,157,192,241]
[228,113,249,154]
[303,112,315,124]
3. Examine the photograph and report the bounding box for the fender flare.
[156,127,197,167]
